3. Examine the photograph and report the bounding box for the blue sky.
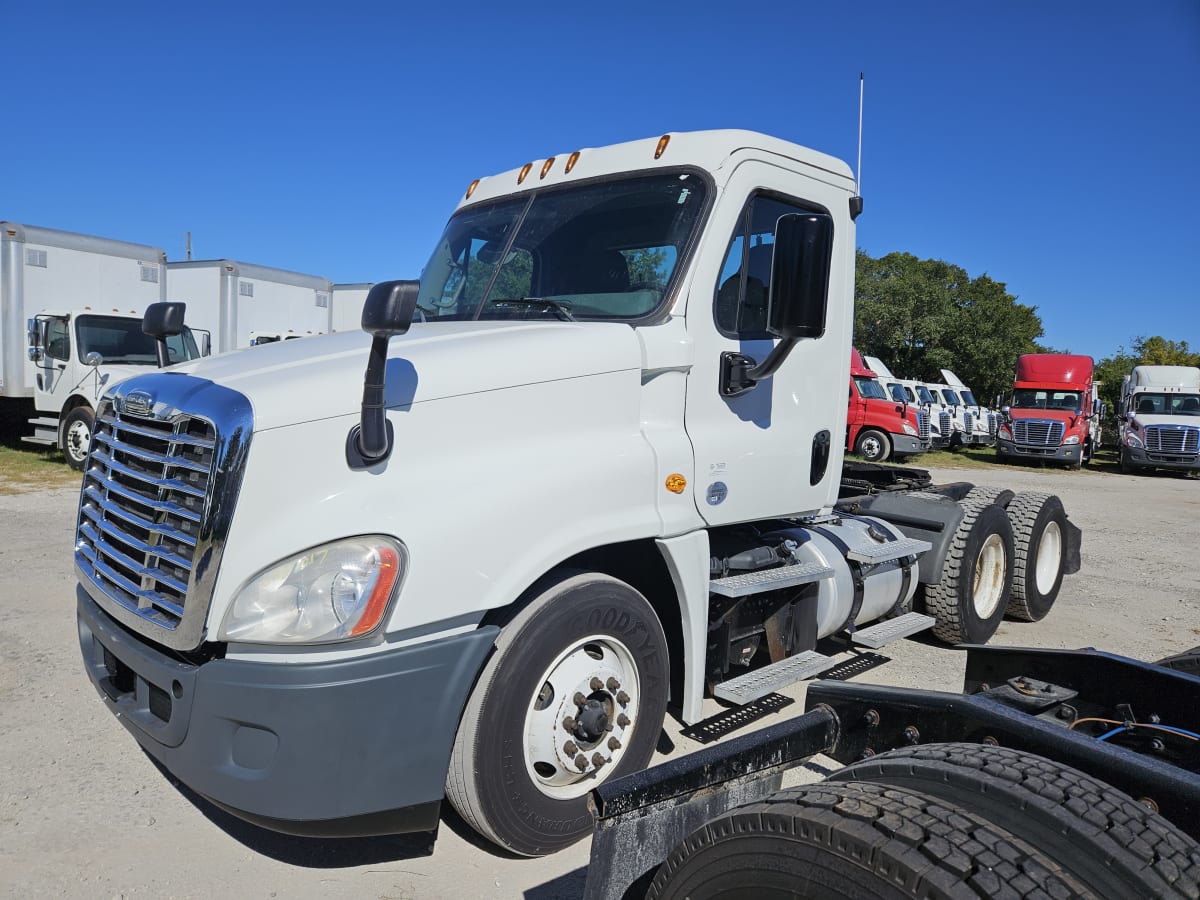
[6,1,1197,361]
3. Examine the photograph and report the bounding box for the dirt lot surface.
[2,463,1197,899]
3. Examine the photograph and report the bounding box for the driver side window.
[45,318,71,361]
[714,194,813,339]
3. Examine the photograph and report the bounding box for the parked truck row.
[73,130,1094,861]
[1,220,374,465]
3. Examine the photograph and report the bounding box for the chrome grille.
[1013,420,1064,446]
[988,413,998,438]
[74,374,253,651]
[77,404,216,630]
[1145,425,1200,456]
[939,411,952,436]
[917,409,930,441]
[963,411,974,433]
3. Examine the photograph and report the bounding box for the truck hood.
[163,322,644,431]
[1128,414,1200,429]
[1008,408,1080,424]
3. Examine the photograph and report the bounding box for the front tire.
[445,570,669,856]
[60,406,94,471]
[923,501,1014,644]
[855,428,891,463]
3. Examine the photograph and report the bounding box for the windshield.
[1012,389,1083,411]
[940,388,962,406]
[960,389,978,406]
[915,384,934,404]
[76,315,199,365]
[416,171,707,322]
[1130,393,1200,416]
[854,375,887,400]
[886,383,907,403]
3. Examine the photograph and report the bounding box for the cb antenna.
[851,72,865,220]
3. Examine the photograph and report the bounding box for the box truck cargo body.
[331,283,373,332]
[165,260,334,352]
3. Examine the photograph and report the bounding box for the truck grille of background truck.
[1144,425,1200,460]
[1013,420,1064,446]
[918,409,930,441]
[76,402,218,633]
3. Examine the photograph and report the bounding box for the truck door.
[32,315,71,403]
[847,380,866,446]
[683,162,850,525]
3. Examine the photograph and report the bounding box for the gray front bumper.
[891,434,927,455]
[77,587,497,836]
[996,439,1083,464]
[1122,446,1200,472]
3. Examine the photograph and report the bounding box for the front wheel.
[60,406,95,471]
[445,570,669,856]
[855,428,891,463]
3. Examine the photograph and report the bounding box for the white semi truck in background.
[1,222,206,467]
[73,131,1084,861]
[165,259,334,351]
[1118,364,1200,474]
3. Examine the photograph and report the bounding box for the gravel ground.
[1,463,1197,899]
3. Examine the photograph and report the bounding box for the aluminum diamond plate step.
[713,651,835,705]
[846,537,931,564]
[709,562,833,598]
[850,612,936,649]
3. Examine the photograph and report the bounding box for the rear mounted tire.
[646,780,1090,899]
[1006,491,1067,622]
[923,501,1013,644]
[830,743,1200,899]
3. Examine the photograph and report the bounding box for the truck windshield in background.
[77,315,199,365]
[854,376,888,400]
[1012,389,1083,411]
[417,171,708,322]
[1130,393,1200,415]
[959,389,979,406]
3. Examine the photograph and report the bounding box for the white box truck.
[73,131,1083,857]
[165,260,333,352]
[331,282,373,332]
[1,222,205,467]
[1118,364,1200,474]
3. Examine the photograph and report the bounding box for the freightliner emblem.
[123,391,153,417]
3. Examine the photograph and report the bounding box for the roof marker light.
[565,151,581,174]
[465,178,480,199]
[540,157,556,179]
[517,162,533,184]
[654,135,671,159]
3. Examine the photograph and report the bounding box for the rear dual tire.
[923,501,1013,644]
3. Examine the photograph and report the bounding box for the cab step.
[849,612,936,649]
[709,562,833,598]
[21,418,59,447]
[846,537,931,565]
[713,650,836,705]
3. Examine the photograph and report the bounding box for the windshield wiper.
[487,297,575,322]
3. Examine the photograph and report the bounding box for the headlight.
[220,536,405,644]
[902,422,918,436]
[1124,431,1144,449]
[998,425,1013,440]
[1063,434,1081,445]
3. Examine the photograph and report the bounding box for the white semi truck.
[73,131,1082,857]
[1118,364,1200,474]
[165,259,334,351]
[1,222,205,467]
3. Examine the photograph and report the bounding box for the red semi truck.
[847,348,929,462]
[997,353,1101,468]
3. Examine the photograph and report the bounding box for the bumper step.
[713,650,835,705]
[850,612,936,649]
[710,562,833,598]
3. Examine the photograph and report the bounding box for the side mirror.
[200,332,212,356]
[1001,406,1011,416]
[85,352,103,367]
[719,213,832,397]
[349,280,421,468]
[143,301,187,368]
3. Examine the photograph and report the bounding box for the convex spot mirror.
[767,212,833,340]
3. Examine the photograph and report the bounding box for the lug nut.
[564,741,578,756]
[608,737,621,751]
[604,721,614,732]
[606,677,620,691]
[617,713,631,728]
[574,753,588,770]
[902,725,920,745]
[563,716,577,731]
[863,709,880,728]
[592,752,606,768]
[590,677,604,691]
[616,690,631,705]
[574,692,587,707]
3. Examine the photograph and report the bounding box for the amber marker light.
[665,473,687,494]
[565,151,581,173]
[517,162,533,184]
[654,134,671,159]
[349,545,402,637]
[465,178,481,199]
[540,157,556,179]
